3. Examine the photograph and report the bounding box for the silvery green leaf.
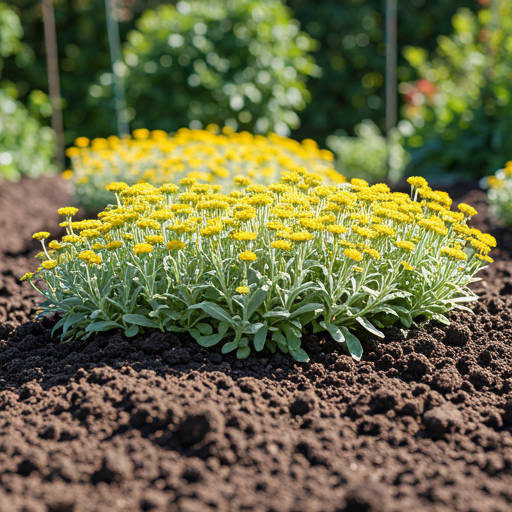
[290,348,309,363]
[188,302,234,325]
[122,314,159,328]
[237,346,250,359]
[282,325,301,351]
[196,323,213,335]
[289,303,323,319]
[85,321,123,332]
[194,332,226,348]
[339,326,363,361]
[60,297,83,307]
[244,322,264,334]
[124,324,139,337]
[247,285,269,318]
[263,308,290,320]
[254,324,268,352]
[222,340,239,353]
[272,331,287,349]
[432,313,451,325]
[355,316,384,338]
[320,321,345,343]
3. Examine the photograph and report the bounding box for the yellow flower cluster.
[67,126,345,211]
[26,173,495,287]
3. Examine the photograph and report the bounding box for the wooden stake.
[42,0,65,167]
[385,0,398,181]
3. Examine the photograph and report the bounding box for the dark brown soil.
[1,177,512,512]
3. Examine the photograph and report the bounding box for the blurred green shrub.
[0,2,56,181]
[326,120,409,184]
[89,0,320,136]
[5,0,477,150]
[286,0,475,146]
[400,1,512,181]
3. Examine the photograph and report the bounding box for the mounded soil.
[1,177,512,512]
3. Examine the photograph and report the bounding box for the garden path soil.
[1,177,512,512]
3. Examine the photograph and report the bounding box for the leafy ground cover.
[1,176,512,511]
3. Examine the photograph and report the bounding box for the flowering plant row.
[24,172,494,361]
[485,160,512,227]
[66,126,343,212]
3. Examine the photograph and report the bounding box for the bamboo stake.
[385,0,397,182]
[105,0,129,136]
[42,0,65,167]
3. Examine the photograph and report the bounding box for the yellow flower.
[476,254,493,263]
[48,241,63,251]
[246,194,274,207]
[159,184,179,195]
[200,224,223,237]
[407,176,428,188]
[62,234,82,244]
[81,229,102,240]
[395,240,416,252]
[352,226,377,238]
[344,248,363,262]
[401,261,415,271]
[288,232,314,243]
[146,235,164,245]
[42,260,58,270]
[133,243,154,254]
[236,286,250,294]
[107,241,123,251]
[469,239,491,255]
[92,243,105,250]
[234,176,252,187]
[326,225,348,235]
[239,251,257,262]
[363,248,380,259]
[166,240,186,251]
[457,203,477,217]
[58,207,79,216]
[74,137,90,147]
[476,233,496,248]
[78,250,96,261]
[105,182,129,193]
[33,232,50,241]
[20,272,35,282]
[270,240,292,250]
[353,266,364,272]
[233,231,258,241]
[351,178,369,188]
[440,248,467,261]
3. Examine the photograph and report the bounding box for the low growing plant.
[24,172,494,362]
[67,126,343,211]
[484,160,512,227]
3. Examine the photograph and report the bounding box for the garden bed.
[1,177,512,512]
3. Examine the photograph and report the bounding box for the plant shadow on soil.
[1,177,512,512]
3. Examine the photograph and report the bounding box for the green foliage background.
[0,1,56,181]
[400,0,512,181]
[9,0,505,180]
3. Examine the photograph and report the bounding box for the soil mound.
[1,177,512,512]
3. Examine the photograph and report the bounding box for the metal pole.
[385,0,397,135]
[385,0,397,181]
[105,0,129,136]
[41,0,65,167]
